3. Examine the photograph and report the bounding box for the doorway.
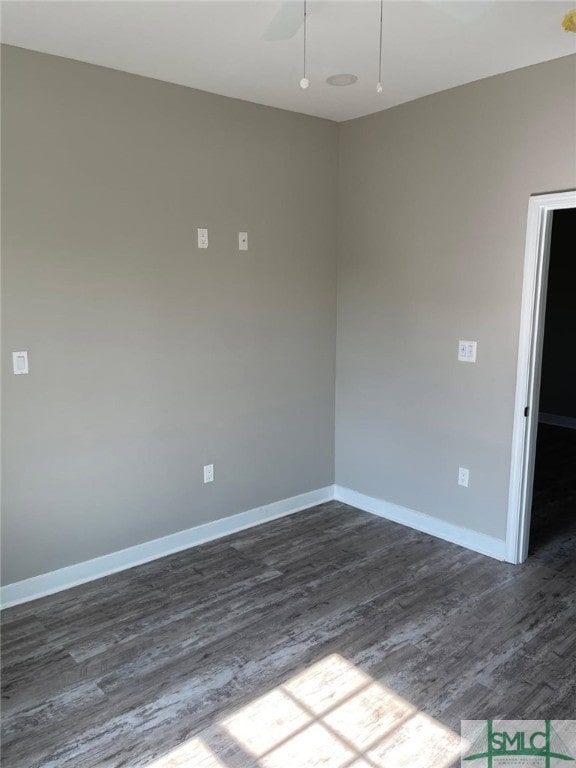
[506,191,576,564]
[530,208,576,559]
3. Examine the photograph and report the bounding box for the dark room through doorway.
[529,208,576,560]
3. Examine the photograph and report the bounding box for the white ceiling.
[1,1,575,122]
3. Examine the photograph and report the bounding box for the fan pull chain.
[377,0,383,93]
[300,0,309,89]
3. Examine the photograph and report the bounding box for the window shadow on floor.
[144,653,464,768]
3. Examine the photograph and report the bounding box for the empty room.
[1,2,576,766]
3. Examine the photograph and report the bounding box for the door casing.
[506,190,576,564]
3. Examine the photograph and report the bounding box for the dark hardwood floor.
[1,496,575,767]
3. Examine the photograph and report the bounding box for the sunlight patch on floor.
[148,653,464,767]
[223,653,463,767]
[282,652,373,715]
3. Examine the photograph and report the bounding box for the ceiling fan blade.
[262,2,304,41]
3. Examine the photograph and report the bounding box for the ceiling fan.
[262,2,304,41]
[262,0,495,41]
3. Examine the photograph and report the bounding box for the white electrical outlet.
[458,340,477,362]
[458,467,470,487]
[238,232,248,251]
[197,228,209,249]
[203,464,214,483]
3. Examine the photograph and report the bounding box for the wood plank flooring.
[1,497,575,768]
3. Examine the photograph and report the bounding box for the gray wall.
[336,55,576,540]
[539,209,576,419]
[1,46,338,584]
[3,45,575,586]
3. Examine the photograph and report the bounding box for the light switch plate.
[238,232,248,251]
[13,351,29,375]
[197,228,209,249]
[458,340,477,363]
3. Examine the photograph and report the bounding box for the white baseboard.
[334,485,506,561]
[0,486,335,609]
[2,482,509,608]
[538,412,576,430]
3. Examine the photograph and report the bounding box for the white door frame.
[506,190,576,564]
